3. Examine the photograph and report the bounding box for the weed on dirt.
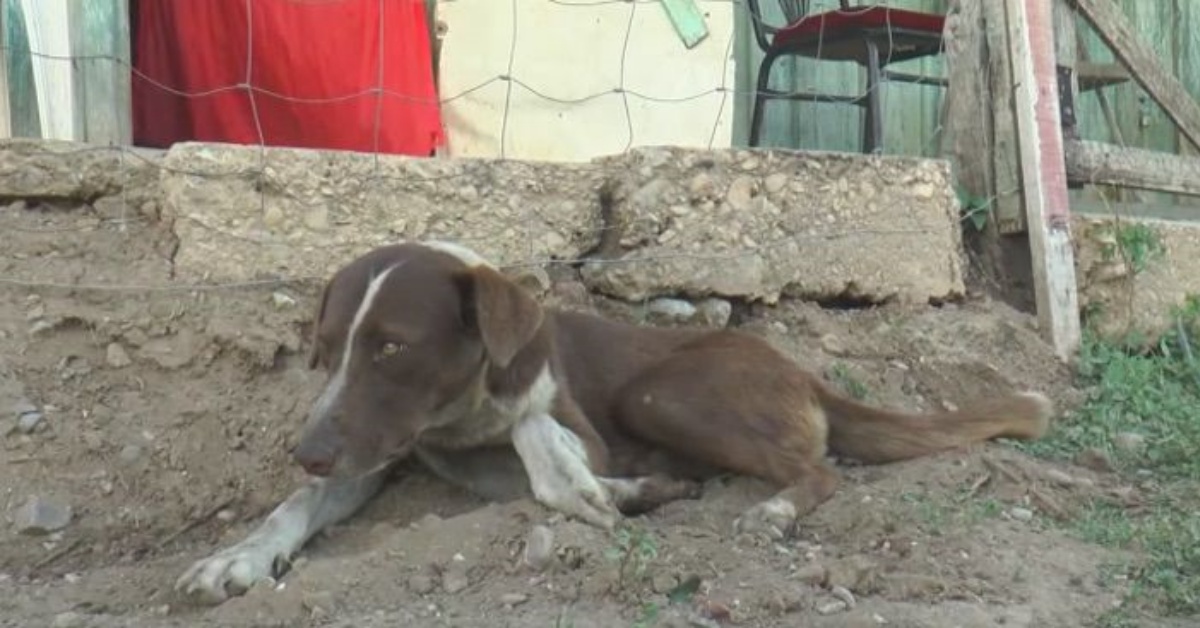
[1020,301,1200,624]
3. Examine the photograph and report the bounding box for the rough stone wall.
[2,138,968,305]
[155,141,967,304]
[1073,215,1200,341]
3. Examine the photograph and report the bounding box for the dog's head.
[293,242,544,478]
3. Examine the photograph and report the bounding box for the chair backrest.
[746,0,812,52]
[778,1,809,23]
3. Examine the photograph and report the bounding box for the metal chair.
[746,0,947,153]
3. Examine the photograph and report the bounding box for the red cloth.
[132,0,444,156]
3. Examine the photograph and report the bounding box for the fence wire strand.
[1,0,968,294]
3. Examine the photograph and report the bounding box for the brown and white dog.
[176,240,1053,603]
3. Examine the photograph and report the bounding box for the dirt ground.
[0,198,1155,628]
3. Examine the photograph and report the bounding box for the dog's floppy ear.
[455,265,544,368]
[307,279,333,370]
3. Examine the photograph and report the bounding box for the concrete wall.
[1073,215,1200,342]
[156,141,966,306]
[0,138,970,307]
[435,0,736,161]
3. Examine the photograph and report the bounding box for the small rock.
[523,525,555,570]
[407,574,437,595]
[1075,448,1114,473]
[689,173,717,200]
[1009,507,1035,522]
[1113,432,1146,454]
[764,173,789,194]
[726,176,756,211]
[793,563,827,586]
[648,298,697,322]
[941,400,959,413]
[820,334,847,356]
[17,411,45,434]
[1044,468,1076,486]
[105,343,132,368]
[14,496,73,534]
[302,591,336,618]
[271,292,297,309]
[118,444,143,465]
[826,555,876,590]
[441,562,469,594]
[12,399,38,417]
[26,303,46,321]
[830,585,857,609]
[500,592,528,607]
[52,612,85,628]
[29,320,55,336]
[695,298,732,328]
[651,572,678,594]
[817,600,849,615]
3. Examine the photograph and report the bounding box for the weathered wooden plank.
[0,4,11,139]
[1072,198,1200,223]
[1053,0,1079,141]
[1065,138,1200,197]
[942,0,991,199]
[1076,61,1130,92]
[982,0,1024,233]
[1006,0,1082,362]
[1071,0,1200,152]
[659,0,709,49]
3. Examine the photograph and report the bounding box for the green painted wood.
[3,0,40,138]
[732,0,948,156]
[659,0,709,49]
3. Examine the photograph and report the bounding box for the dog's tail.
[817,384,1052,464]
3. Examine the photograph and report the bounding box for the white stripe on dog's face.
[308,263,401,424]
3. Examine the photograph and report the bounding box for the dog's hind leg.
[175,467,388,604]
[610,332,841,539]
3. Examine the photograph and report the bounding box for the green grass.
[829,362,871,401]
[1018,302,1200,620]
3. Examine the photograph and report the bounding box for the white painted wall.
[17,0,76,140]
[436,0,737,162]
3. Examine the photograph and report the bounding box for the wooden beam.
[1076,61,1130,92]
[982,0,1024,234]
[1006,0,1082,362]
[1053,0,1079,141]
[942,0,991,199]
[0,2,11,139]
[1065,139,1200,197]
[1072,198,1200,223]
[1071,0,1200,152]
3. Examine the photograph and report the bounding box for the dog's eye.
[376,342,406,361]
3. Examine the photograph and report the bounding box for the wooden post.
[1005,0,1082,362]
[0,2,11,138]
[943,0,991,199]
[982,0,1024,234]
[1052,0,1079,143]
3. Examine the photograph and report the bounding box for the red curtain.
[132,0,444,156]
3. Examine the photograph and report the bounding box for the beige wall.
[436,0,736,162]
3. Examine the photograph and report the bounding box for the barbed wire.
[1,0,965,295]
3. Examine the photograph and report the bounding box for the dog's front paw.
[734,497,798,542]
[540,481,620,530]
[175,541,285,604]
